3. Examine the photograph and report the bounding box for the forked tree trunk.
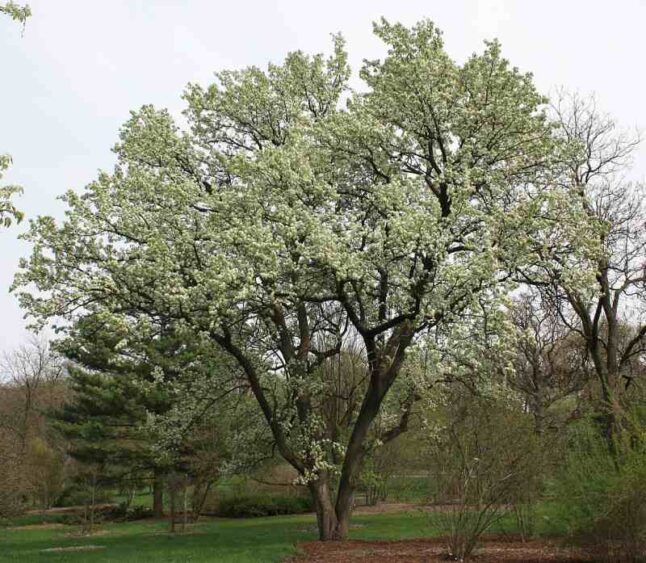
[224,325,411,542]
[333,379,388,539]
[309,476,344,541]
[308,377,396,541]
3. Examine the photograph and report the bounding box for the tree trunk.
[586,336,622,455]
[182,484,188,532]
[531,389,546,435]
[126,486,135,509]
[600,384,621,459]
[329,350,410,541]
[306,379,392,541]
[308,476,342,541]
[333,381,385,539]
[152,471,164,518]
[169,484,177,533]
[191,480,213,522]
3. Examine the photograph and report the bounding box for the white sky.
[1,0,645,355]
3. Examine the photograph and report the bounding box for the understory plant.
[427,393,544,560]
[552,418,646,562]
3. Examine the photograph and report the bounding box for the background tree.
[539,92,646,449]
[0,337,66,512]
[510,291,589,433]
[53,315,176,518]
[52,311,246,519]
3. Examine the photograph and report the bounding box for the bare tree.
[510,291,589,433]
[1,336,65,450]
[0,337,67,510]
[545,91,645,447]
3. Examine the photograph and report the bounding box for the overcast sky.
[1,0,645,355]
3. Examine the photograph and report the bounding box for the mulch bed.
[26,503,118,515]
[292,534,598,562]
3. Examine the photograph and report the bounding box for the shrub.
[427,394,545,560]
[60,502,154,525]
[214,493,312,518]
[125,504,153,521]
[358,435,418,505]
[99,503,154,522]
[551,420,646,561]
[54,483,111,508]
[358,468,387,506]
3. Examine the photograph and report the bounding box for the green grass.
[110,491,153,509]
[0,501,572,562]
[1,515,309,562]
[530,499,576,537]
[0,510,442,563]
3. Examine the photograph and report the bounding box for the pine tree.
[52,315,173,517]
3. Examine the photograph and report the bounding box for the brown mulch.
[292,535,597,562]
[352,502,421,515]
[26,503,118,515]
[352,502,468,515]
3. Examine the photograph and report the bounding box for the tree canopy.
[15,19,598,540]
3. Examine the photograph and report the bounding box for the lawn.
[0,503,570,562]
[0,510,441,563]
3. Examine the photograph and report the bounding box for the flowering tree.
[15,20,594,539]
[0,156,23,227]
[1,2,30,227]
[0,2,31,25]
[0,2,30,25]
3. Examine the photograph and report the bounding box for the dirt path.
[352,502,421,514]
[25,503,118,515]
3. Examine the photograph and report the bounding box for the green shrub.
[358,468,387,506]
[57,502,153,525]
[100,502,154,522]
[214,493,312,518]
[551,420,646,561]
[54,483,111,507]
[125,504,154,521]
